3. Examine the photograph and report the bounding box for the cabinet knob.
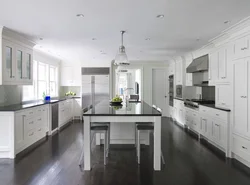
[216,114,219,116]
[215,124,219,126]
[242,146,247,150]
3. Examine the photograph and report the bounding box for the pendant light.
[114,31,129,66]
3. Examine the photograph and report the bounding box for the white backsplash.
[59,86,81,97]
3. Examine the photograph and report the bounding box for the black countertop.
[84,100,162,116]
[199,103,231,112]
[0,97,81,112]
[174,97,184,101]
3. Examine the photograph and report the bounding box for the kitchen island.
[82,101,162,171]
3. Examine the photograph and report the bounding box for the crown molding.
[2,27,36,48]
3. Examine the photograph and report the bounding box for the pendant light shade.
[114,31,129,66]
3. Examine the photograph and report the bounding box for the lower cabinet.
[185,105,229,155]
[173,99,185,126]
[59,99,73,127]
[232,134,250,163]
[15,105,49,155]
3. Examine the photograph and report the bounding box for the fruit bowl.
[110,95,123,105]
[109,101,123,106]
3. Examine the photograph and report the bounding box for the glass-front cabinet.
[24,49,33,83]
[2,39,15,82]
[16,46,24,82]
[1,38,33,85]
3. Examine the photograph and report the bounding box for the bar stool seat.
[79,122,110,167]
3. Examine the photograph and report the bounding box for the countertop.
[0,97,81,112]
[199,103,231,112]
[174,97,184,101]
[84,100,161,116]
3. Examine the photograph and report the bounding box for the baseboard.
[232,153,250,168]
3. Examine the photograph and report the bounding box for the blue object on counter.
[45,96,51,101]
[120,88,123,95]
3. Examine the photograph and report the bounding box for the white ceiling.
[0,0,250,64]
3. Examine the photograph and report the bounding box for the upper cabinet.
[208,44,233,85]
[168,62,175,75]
[233,34,250,60]
[175,58,183,85]
[0,27,35,85]
[60,65,81,86]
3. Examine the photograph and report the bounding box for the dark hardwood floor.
[1,118,250,185]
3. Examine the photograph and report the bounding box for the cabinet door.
[210,119,225,148]
[216,84,231,109]
[15,46,25,82]
[218,47,227,80]
[2,39,16,83]
[233,59,248,136]
[234,36,248,59]
[209,52,219,84]
[23,49,33,84]
[15,112,26,152]
[60,66,73,86]
[200,116,209,137]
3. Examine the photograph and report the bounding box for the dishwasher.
[51,103,59,132]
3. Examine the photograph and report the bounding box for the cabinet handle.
[216,114,219,116]
[242,146,247,150]
[29,112,33,114]
[38,118,42,121]
[29,121,34,124]
[221,103,225,105]
[193,114,196,116]
[241,47,245,50]
[215,124,219,126]
[203,110,206,112]
[38,128,42,131]
[202,119,206,121]
[29,132,34,136]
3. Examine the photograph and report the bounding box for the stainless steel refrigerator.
[81,67,110,112]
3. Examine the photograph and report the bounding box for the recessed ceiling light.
[224,20,230,24]
[92,38,97,40]
[39,38,43,40]
[196,38,200,41]
[76,14,84,17]
[101,53,107,55]
[156,14,164,18]
[140,50,143,53]
[145,38,151,41]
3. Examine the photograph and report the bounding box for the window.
[22,61,58,101]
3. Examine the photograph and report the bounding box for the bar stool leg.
[104,131,107,165]
[135,124,137,148]
[106,125,110,157]
[137,130,140,164]
[161,150,165,165]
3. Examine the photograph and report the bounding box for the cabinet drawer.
[199,106,211,115]
[26,109,36,118]
[211,109,228,121]
[24,117,36,131]
[25,129,36,141]
[232,134,250,163]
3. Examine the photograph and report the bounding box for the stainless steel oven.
[169,75,174,106]
[176,85,182,98]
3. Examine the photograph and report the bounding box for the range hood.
[186,54,209,73]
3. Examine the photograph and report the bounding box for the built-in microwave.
[176,85,182,98]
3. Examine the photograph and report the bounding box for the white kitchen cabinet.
[233,58,250,139]
[59,99,73,127]
[173,99,185,126]
[169,62,175,75]
[233,34,250,60]
[12,105,49,156]
[208,51,218,85]
[15,112,26,153]
[60,65,81,86]
[209,44,232,85]
[210,118,226,148]
[232,134,250,164]
[73,98,82,119]
[185,56,193,86]
[200,115,209,138]
[215,84,231,109]
[1,28,35,85]
[175,59,183,85]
